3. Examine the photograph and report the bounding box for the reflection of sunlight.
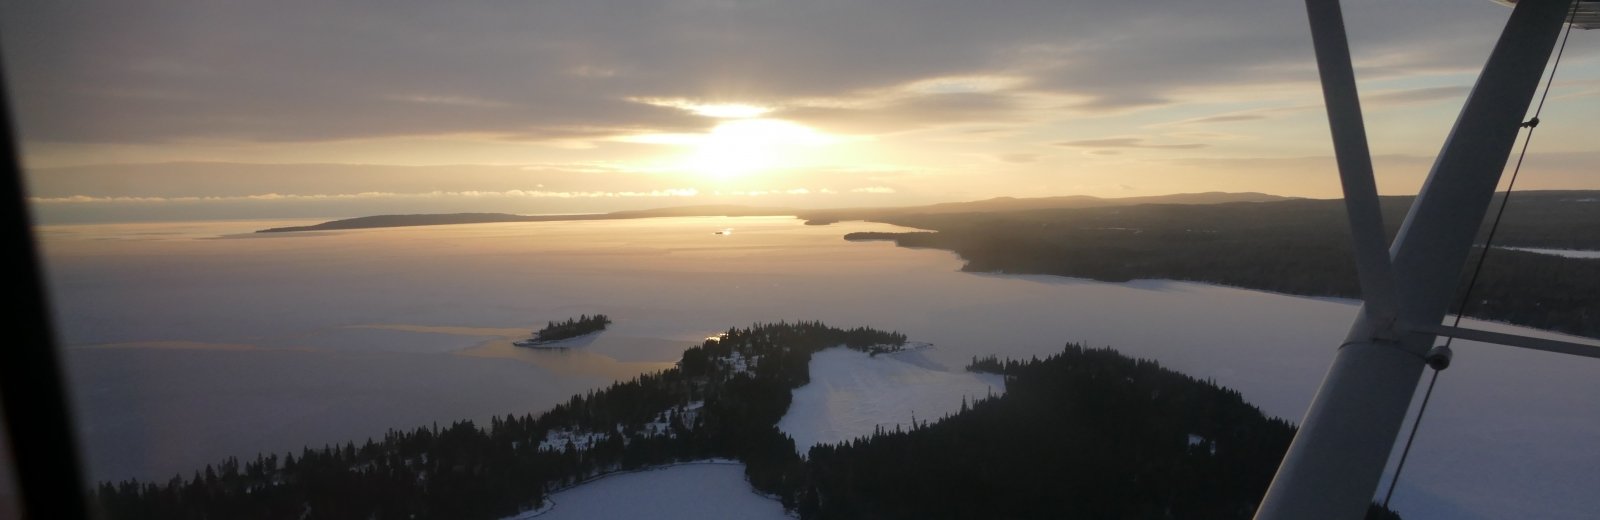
[689,119,833,179]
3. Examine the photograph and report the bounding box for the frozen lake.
[36,216,1600,520]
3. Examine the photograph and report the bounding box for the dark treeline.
[845,192,1599,338]
[529,314,611,343]
[797,348,1399,519]
[91,321,1397,519]
[90,322,906,519]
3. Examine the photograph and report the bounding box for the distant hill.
[255,193,1289,233]
[797,191,1295,224]
[846,190,1600,338]
[255,205,796,232]
[258,213,552,232]
[916,191,1292,214]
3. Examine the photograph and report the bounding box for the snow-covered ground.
[507,462,788,520]
[779,347,1004,452]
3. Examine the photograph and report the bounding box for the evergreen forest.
[526,314,611,344]
[90,322,1397,519]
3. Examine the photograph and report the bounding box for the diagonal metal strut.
[1304,0,1404,330]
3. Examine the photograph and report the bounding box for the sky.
[3,0,1599,222]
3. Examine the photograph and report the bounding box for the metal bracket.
[1423,324,1600,360]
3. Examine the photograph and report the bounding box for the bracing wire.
[1380,1,1583,509]
[1383,368,1440,508]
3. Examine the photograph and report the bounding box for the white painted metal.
[1496,0,1600,29]
[1430,325,1600,359]
[1305,0,1403,329]
[1256,1,1573,518]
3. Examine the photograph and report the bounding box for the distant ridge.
[255,192,1291,233]
[922,191,1292,213]
[832,190,1600,339]
[255,205,795,232]
[797,191,1296,224]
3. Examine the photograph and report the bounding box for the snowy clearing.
[506,462,788,520]
[779,347,1006,452]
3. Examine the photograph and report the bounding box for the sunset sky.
[4,0,1598,221]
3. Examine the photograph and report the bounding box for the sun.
[688,119,831,179]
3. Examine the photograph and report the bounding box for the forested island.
[515,314,611,347]
[844,191,1599,339]
[87,321,1397,519]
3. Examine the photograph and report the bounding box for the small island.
[514,314,611,348]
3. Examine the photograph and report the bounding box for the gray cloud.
[776,91,1032,134]
[1055,137,1206,150]
[1155,104,1318,127]
[0,0,1564,144]
[1181,114,1268,124]
[1365,85,1471,106]
[1166,154,1432,170]
[1153,84,1471,130]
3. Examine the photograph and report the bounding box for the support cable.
[1381,0,1582,508]
[1383,368,1441,508]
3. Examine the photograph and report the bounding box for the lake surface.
[36,216,1600,520]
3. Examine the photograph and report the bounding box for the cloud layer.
[5,0,1598,217]
[0,0,1538,145]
